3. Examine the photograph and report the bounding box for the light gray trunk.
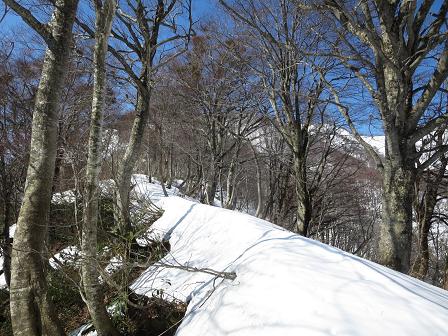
[81,1,118,335]
[224,145,241,210]
[115,90,150,233]
[7,1,79,335]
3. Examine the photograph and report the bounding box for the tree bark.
[379,163,415,273]
[442,257,448,290]
[323,0,448,273]
[1,191,11,288]
[250,143,263,218]
[81,1,118,335]
[411,157,447,279]
[115,90,151,233]
[6,0,79,335]
[0,154,12,288]
[293,154,312,237]
[112,0,171,234]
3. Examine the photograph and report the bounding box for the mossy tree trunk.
[324,0,448,273]
[81,1,119,335]
[4,0,79,335]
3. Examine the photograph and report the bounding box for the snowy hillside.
[133,196,448,336]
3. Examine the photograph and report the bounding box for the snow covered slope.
[133,197,448,336]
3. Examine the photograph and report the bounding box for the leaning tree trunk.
[115,90,151,233]
[379,162,415,274]
[81,1,119,335]
[7,1,79,335]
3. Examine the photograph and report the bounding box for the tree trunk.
[81,1,118,335]
[205,166,218,206]
[224,145,241,210]
[115,90,151,233]
[379,163,415,274]
[411,157,447,279]
[0,154,12,288]
[7,1,79,335]
[293,155,312,237]
[252,145,263,218]
[442,257,448,290]
[2,190,11,288]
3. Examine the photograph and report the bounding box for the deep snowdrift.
[133,196,448,336]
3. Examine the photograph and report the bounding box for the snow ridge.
[131,196,448,336]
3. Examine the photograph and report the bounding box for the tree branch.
[4,0,53,47]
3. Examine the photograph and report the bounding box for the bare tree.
[81,0,119,335]
[220,0,336,236]
[171,34,261,207]
[321,0,448,273]
[78,0,192,233]
[3,0,79,334]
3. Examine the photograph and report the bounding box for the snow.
[130,174,180,202]
[9,224,16,238]
[52,190,77,204]
[0,258,6,289]
[336,128,386,156]
[0,224,16,289]
[361,135,385,155]
[131,196,448,336]
[104,256,123,275]
[49,245,81,269]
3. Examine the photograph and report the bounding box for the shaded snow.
[130,174,180,202]
[131,197,448,336]
[0,258,5,288]
[0,224,16,288]
[49,245,81,269]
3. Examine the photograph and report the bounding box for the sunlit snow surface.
[131,196,448,336]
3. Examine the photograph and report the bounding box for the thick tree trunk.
[379,163,415,274]
[81,1,118,335]
[8,1,79,335]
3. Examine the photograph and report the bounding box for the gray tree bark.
[115,90,151,232]
[323,0,448,273]
[411,156,447,279]
[81,1,118,335]
[4,0,79,335]
[112,0,172,233]
[76,0,182,234]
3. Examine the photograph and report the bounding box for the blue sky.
[0,0,445,137]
